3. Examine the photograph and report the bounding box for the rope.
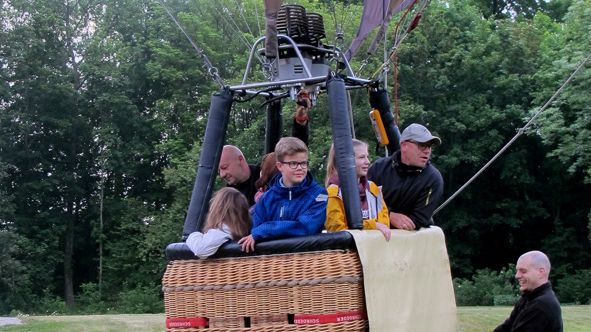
[347,90,355,138]
[371,0,429,80]
[433,51,591,215]
[329,0,342,50]
[216,2,266,66]
[340,0,355,48]
[158,0,225,88]
[392,0,419,48]
[354,0,426,78]
[254,0,262,37]
[392,53,400,124]
[232,0,255,38]
[339,0,349,33]
[382,0,389,88]
[215,2,254,51]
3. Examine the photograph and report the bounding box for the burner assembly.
[271,5,331,81]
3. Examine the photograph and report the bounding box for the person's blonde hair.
[204,187,251,239]
[325,139,368,186]
[275,137,308,161]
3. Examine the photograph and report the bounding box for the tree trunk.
[99,183,104,295]
[64,211,75,309]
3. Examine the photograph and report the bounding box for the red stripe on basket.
[166,317,209,328]
[294,310,366,325]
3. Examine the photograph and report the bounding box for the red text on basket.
[294,310,366,324]
[166,317,209,328]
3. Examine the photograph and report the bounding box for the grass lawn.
[0,314,164,332]
[1,305,590,331]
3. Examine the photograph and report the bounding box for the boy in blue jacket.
[238,137,328,253]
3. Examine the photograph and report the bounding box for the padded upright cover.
[166,231,356,261]
[347,227,457,332]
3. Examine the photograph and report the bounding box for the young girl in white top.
[186,187,251,258]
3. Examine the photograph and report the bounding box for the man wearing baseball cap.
[367,123,443,230]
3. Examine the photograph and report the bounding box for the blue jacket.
[251,173,328,241]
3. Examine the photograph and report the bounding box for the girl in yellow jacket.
[325,139,391,240]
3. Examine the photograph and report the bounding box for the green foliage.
[533,0,591,182]
[469,0,569,19]
[493,294,520,306]
[0,231,32,314]
[556,269,591,304]
[33,290,68,315]
[454,265,517,306]
[76,283,110,314]
[115,285,163,314]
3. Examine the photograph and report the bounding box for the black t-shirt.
[228,164,261,206]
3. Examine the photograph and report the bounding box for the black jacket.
[228,164,261,206]
[367,151,443,228]
[494,282,563,332]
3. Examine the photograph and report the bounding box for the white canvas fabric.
[347,226,457,332]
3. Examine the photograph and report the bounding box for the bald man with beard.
[494,250,563,332]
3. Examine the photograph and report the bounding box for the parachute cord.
[393,0,416,51]
[382,0,389,88]
[232,0,255,39]
[340,0,349,32]
[158,0,225,88]
[392,53,400,124]
[253,0,262,37]
[347,90,355,138]
[433,51,591,216]
[329,0,345,53]
[371,0,428,80]
[356,58,370,76]
[215,2,257,56]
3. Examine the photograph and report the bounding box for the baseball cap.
[400,123,441,145]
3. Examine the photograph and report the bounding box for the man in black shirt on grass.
[494,250,563,332]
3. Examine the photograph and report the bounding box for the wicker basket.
[162,250,367,331]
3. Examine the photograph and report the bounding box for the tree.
[392,0,590,277]
[470,0,568,19]
[528,0,591,277]
[0,0,106,309]
[533,0,591,182]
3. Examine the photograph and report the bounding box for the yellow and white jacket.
[325,181,389,232]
